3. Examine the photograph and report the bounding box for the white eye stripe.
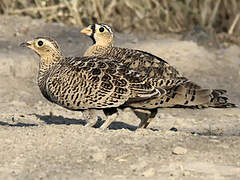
[102,25,113,33]
[95,24,113,34]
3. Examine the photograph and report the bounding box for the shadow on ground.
[0,121,37,127]
[33,113,139,131]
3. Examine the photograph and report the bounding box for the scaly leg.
[100,108,118,130]
[100,113,118,130]
[142,109,158,128]
[83,109,106,127]
[134,108,158,129]
[134,109,151,128]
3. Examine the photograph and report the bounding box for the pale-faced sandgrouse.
[80,24,235,128]
[20,37,162,129]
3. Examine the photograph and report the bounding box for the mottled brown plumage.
[20,37,161,129]
[81,24,236,127]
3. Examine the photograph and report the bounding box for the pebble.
[142,168,155,177]
[172,146,187,155]
[169,127,178,132]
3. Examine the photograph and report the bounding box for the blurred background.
[0,0,239,35]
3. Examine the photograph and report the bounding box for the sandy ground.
[0,15,240,180]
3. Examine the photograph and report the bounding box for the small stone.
[142,168,155,177]
[172,146,187,155]
[170,127,178,132]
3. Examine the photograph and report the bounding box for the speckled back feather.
[81,24,235,108]
[45,56,160,110]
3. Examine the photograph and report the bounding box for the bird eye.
[37,40,43,47]
[99,27,104,32]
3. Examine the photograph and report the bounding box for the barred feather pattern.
[82,24,235,108]
[40,56,160,110]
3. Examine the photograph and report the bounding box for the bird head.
[20,37,62,61]
[80,24,113,47]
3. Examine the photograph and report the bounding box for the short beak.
[19,41,32,47]
[80,27,92,36]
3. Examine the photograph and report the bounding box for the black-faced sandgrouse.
[20,37,162,129]
[80,24,235,128]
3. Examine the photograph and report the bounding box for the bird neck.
[39,53,62,69]
[38,54,63,82]
[37,55,62,98]
[92,34,114,47]
[84,44,110,57]
[95,38,113,47]
[96,41,113,47]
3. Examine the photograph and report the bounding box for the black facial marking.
[90,24,96,44]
